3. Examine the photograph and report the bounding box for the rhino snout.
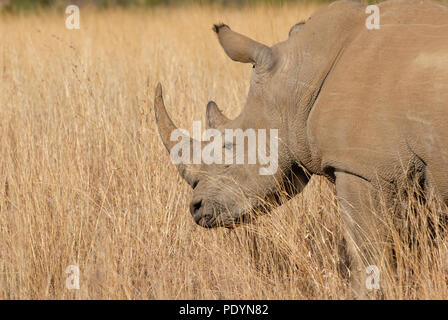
[189,199,217,228]
[189,198,202,217]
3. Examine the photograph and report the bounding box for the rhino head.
[152,4,357,228]
[154,24,313,228]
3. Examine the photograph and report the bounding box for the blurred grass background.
[5,0,448,13]
[1,0,448,300]
[0,0,383,12]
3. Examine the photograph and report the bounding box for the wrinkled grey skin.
[154,0,448,297]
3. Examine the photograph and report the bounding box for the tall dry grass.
[0,3,448,299]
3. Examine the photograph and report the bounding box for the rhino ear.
[289,21,305,37]
[213,24,274,68]
[206,101,229,129]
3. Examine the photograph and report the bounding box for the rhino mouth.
[195,212,252,229]
[192,201,261,229]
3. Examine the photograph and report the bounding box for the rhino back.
[308,0,448,197]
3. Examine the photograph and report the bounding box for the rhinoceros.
[154,0,448,297]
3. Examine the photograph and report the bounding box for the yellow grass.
[1,3,448,299]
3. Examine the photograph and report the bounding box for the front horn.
[153,83,199,186]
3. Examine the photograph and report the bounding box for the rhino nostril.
[190,199,202,217]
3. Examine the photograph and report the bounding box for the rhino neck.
[285,1,365,176]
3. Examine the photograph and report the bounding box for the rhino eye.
[224,142,233,150]
[252,64,256,69]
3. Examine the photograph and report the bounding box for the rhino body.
[154,0,448,297]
